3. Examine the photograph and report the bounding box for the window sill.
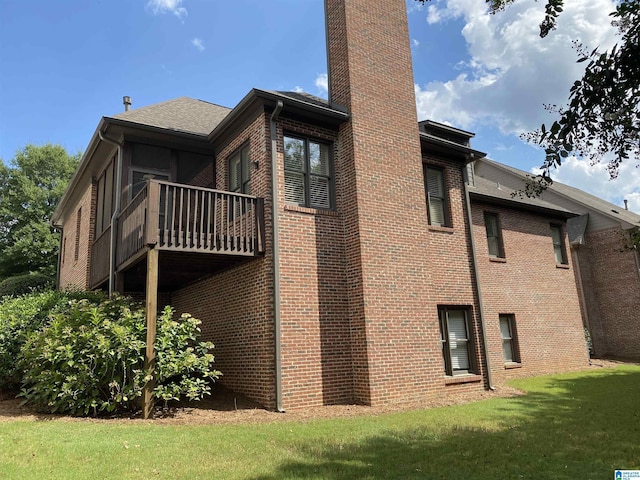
[504,362,522,370]
[284,205,339,217]
[428,225,454,234]
[555,263,570,269]
[489,257,507,263]
[444,374,482,385]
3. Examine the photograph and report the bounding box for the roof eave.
[420,132,486,161]
[207,88,350,143]
[469,190,578,219]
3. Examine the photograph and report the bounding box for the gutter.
[98,130,124,296]
[270,100,285,413]
[462,156,495,390]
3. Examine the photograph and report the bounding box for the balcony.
[90,180,265,291]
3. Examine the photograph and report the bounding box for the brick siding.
[471,202,589,384]
[576,227,640,359]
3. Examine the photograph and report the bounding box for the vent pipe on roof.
[123,96,132,112]
[624,199,629,211]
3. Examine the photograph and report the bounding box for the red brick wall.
[171,112,277,408]
[325,0,485,405]
[471,202,589,384]
[58,183,95,290]
[273,118,353,408]
[578,227,640,359]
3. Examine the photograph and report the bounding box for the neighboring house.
[472,158,640,360]
[52,0,595,410]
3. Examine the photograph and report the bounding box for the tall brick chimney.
[325,0,440,404]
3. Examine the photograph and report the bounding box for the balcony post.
[145,181,160,247]
[142,247,159,419]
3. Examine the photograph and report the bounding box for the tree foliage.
[417,0,640,193]
[0,144,80,279]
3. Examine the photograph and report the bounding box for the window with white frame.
[283,135,333,209]
[439,306,476,375]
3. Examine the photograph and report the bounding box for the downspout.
[54,227,63,289]
[462,156,495,390]
[98,130,123,297]
[270,100,285,412]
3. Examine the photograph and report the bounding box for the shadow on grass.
[252,368,640,480]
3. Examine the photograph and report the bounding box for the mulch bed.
[0,358,633,426]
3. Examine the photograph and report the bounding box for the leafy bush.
[0,272,53,297]
[19,295,220,416]
[0,290,105,391]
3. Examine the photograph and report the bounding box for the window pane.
[229,155,241,192]
[309,142,330,175]
[448,311,469,371]
[284,171,305,205]
[241,147,251,182]
[310,176,331,209]
[427,168,444,198]
[502,339,514,362]
[499,317,511,339]
[284,137,305,171]
[428,198,446,226]
[487,237,500,257]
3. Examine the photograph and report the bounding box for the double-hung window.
[424,165,449,227]
[439,306,476,376]
[499,314,520,363]
[229,144,251,195]
[484,212,504,258]
[284,135,333,209]
[550,224,567,264]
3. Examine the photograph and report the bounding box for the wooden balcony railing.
[90,180,265,289]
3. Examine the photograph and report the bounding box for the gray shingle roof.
[481,158,640,227]
[108,97,231,136]
[469,174,575,215]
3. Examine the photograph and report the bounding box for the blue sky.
[1,0,638,212]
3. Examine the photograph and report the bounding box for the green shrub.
[0,290,105,392]
[19,296,220,416]
[0,272,53,297]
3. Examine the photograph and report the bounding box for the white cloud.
[534,156,640,214]
[315,73,328,96]
[412,38,420,47]
[191,38,205,52]
[414,0,618,135]
[293,86,304,93]
[146,0,187,19]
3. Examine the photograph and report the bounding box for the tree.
[417,0,640,195]
[0,144,80,280]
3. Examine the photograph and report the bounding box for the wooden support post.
[142,247,159,419]
[145,181,160,247]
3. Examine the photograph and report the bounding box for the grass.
[1,366,639,479]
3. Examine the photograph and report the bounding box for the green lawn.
[1,366,639,480]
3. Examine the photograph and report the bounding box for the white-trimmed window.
[439,306,477,375]
[283,135,333,209]
[129,168,171,200]
[499,314,520,363]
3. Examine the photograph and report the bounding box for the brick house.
[52,0,596,410]
[472,158,640,361]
